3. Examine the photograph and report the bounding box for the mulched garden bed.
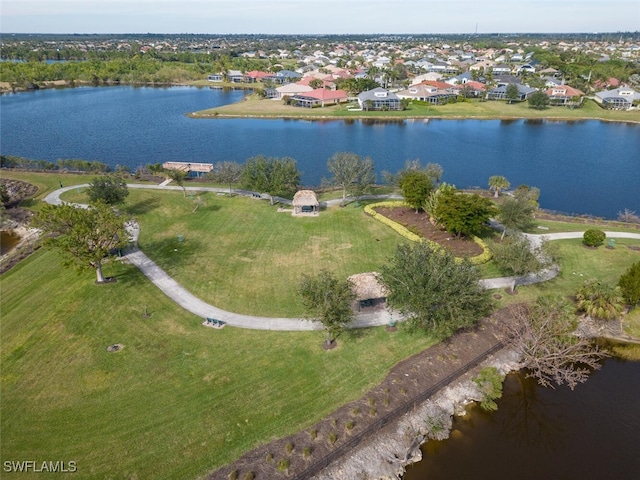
[374,206,484,258]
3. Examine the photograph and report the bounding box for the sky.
[1,0,639,35]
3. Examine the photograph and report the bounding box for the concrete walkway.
[43,184,640,331]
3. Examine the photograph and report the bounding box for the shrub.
[618,261,640,307]
[576,279,625,320]
[345,420,355,432]
[265,452,273,463]
[242,473,255,480]
[582,229,606,247]
[276,458,290,473]
[308,428,317,440]
[328,432,338,445]
[473,367,505,411]
[228,470,238,480]
[285,441,294,454]
[303,446,313,458]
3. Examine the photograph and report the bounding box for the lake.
[404,357,640,480]
[1,86,639,219]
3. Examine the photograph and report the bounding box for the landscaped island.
[190,92,640,124]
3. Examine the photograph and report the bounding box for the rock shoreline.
[313,349,521,480]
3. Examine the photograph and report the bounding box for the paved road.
[43,184,640,331]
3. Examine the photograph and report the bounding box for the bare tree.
[498,297,609,390]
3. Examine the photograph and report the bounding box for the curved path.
[44,185,640,331]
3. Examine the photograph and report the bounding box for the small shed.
[348,272,389,311]
[292,190,319,215]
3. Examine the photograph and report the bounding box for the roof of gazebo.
[347,272,389,301]
[292,190,319,206]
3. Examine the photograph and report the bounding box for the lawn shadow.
[137,237,204,270]
[125,197,161,216]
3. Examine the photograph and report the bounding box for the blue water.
[404,358,640,480]
[1,86,639,218]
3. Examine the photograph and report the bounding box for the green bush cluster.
[365,201,492,265]
[582,228,606,247]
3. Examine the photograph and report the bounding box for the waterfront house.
[487,83,537,101]
[545,85,585,106]
[274,82,314,100]
[290,89,349,108]
[357,87,402,111]
[594,87,640,110]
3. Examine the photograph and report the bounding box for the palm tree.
[576,280,625,321]
[488,175,510,198]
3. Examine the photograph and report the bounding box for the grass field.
[3,171,639,479]
[193,94,640,123]
[493,238,640,308]
[0,248,437,479]
[60,188,404,317]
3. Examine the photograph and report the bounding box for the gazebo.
[348,272,389,311]
[292,190,319,216]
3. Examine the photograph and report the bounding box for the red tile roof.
[304,89,348,100]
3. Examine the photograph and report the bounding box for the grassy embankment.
[191,93,640,123]
[2,170,639,479]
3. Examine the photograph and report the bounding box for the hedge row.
[365,201,492,265]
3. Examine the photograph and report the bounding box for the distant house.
[594,87,640,110]
[545,85,585,106]
[227,70,245,83]
[274,82,314,99]
[516,63,536,75]
[487,83,537,101]
[274,70,302,84]
[357,87,402,111]
[492,64,512,76]
[244,70,273,83]
[207,73,223,82]
[396,84,457,105]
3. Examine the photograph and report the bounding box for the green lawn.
[123,190,403,317]
[0,248,437,479]
[3,172,640,479]
[493,238,640,308]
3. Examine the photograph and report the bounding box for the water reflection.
[403,359,640,480]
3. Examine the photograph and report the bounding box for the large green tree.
[379,242,492,337]
[432,190,497,237]
[325,152,376,206]
[505,83,520,103]
[528,91,550,110]
[618,261,640,308]
[497,195,537,239]
[87,174,129,205]
[241,156,301,205]
[490,234,556,292]
[298,270,356,348]
[398,170,433,212]
[32,201,131,283]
